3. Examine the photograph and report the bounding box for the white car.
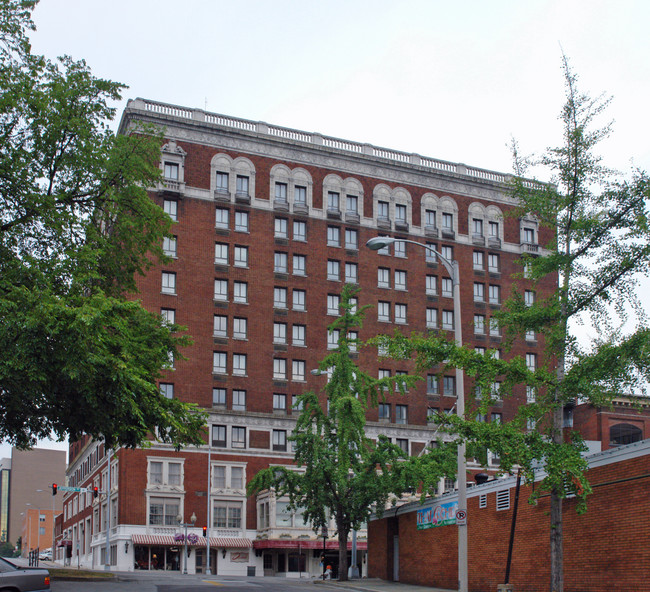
[38,550,52,561]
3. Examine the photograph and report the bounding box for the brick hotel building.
[59,99,554,575]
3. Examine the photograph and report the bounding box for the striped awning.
[253,539,367,550]
[131,534,252,548]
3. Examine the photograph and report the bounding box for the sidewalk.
[316,578,455,592]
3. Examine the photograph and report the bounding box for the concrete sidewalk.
[316,578,455,592]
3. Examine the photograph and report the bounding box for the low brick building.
[368,439,650,591]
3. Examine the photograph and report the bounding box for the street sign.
[58,486,90,493]
[456,509,467,526]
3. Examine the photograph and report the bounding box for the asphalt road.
[51,574,335,592]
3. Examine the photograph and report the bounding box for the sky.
[3,0,649,458]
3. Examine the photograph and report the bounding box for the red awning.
[253,539,367,550]
[131,534,252,548]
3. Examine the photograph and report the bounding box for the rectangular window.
[160,383,174,399]
[327,226,340,247]
[488,253,500,273]
[234,210,248,232]
[443,376,456,397]
[294,185,306,204]
[473,218,483,236]
[327,294,340,315]
[524,227,535,243]
[212,425,226,448]
[275,182,288,201]
[234,245,248,267]
[426,275,437,295]
[489,318,500,337]
[212,388,226,407]
[236,175,249,196]
[231,466,244,489]
[233,317,247,340]
[395,204,407,223]
[293,220,306,241]
[427,375,439,394]
[489,284,501,305]
[525,290,535,307]
[293,289,306,311]
[274,252,288,273]
[161,308,175,326]
[378,301,390,322]
[150,461,163,484]
[149,497,180,526]
[473,251,484,270]
[327,191,340,211]
[442,213,453,230]
[394,240,406,258]
[292,324,306,346]
[231,427,246,449]
[378,403,391,420]
[215,243,228,265]
[474,314,485,334]
[273,322,287,344]
[327,259,340,281]
[215,207,229,229]
[327,329,339,350]
[214,279,228,301]
[216,172,229,192]
[233,354,247,376]
[378,267,390,288]
[395,404,408,425]
[273,358,287,380]
[273,393,287,413]
[425,209,436,227]
[346,195,358,213]
[441,245,453,261]
[233,389,246,411]
[442,310,454,330]
[489,221,499,238]
[233,281,247,303]
[425,242,437,263]
[272,430,287,451]
[396,438,409,453]
[213,314,227,337]
[377,200,389,220]
[526,329,536,342]
[395,304,407,324]
[345,262,358,283]
[163,236,177,257]
[473,283,485,302]
[274,287,288,309]
[526,386,536,403]
[347,330,358,352]
[292,394,303,412]
[395,270,407,291]
[293,254,306,276]
[164,162,179,180]
[213,501,243,529]
[441,278,453,298]
[526,353,537,371]
[275,217,288,238]
[426,308,438,329]
[292,360,306,381]
[213,466,226,488]
[164,199,178,221]
[162,272,176,294]
[213,352,227,374]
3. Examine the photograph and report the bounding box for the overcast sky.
[5,0,649,459]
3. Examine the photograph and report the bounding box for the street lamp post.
[366,236,468,592]
[177,512,197,575]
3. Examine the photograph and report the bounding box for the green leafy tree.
[377,57,650,592]
[0,0,206,449]
[248,286,456,581]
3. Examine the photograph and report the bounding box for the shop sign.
[417,501,458,530]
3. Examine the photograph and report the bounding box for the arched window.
[609,423,643,446]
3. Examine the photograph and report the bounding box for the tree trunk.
[337,524,349,581]
[550,488,563,592]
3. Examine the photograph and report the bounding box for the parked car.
[38,549,52,561]
[0,557,50,591]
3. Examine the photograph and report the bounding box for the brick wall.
[368,443,650,592]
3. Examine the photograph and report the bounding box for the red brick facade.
[60,99,555,574]
[369,440,650,591]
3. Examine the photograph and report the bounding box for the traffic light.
[52,483,57,496]
[202,526,207,537]
[93,486,99,498]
